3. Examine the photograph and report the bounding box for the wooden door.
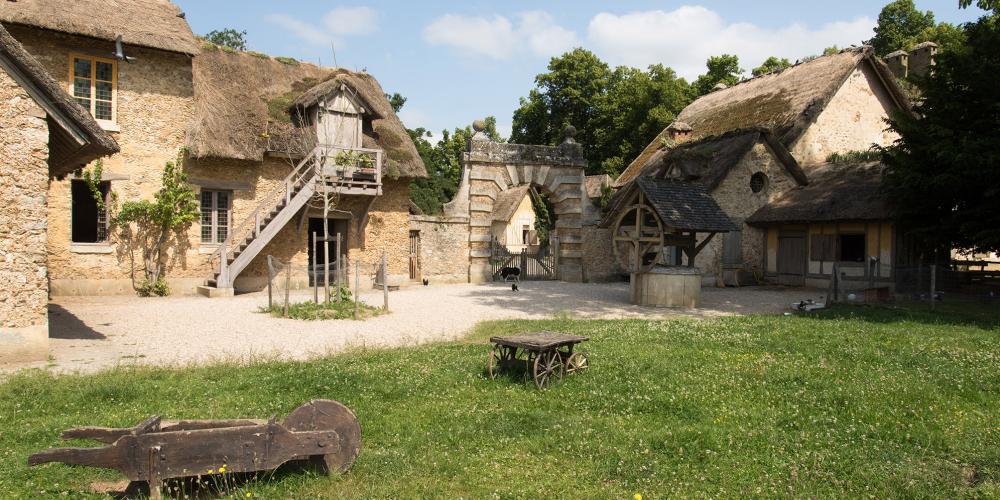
[777,233,806,286]
[409,230,421,280]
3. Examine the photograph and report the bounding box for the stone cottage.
[0,0,426,297]
[613,46,912,290]
[0,24,117,362]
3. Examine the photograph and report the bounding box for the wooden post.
[335,233,342,303]
[354,260,360,319]
[382,251,388,311]
[827,262,837,305]
[284,260,291,317]
[312,232,318,304]
[930,264,937,310]
[323,223,330,305]
[267,255,273,309]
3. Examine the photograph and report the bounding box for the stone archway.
[458,124,587,283]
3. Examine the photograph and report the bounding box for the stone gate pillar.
[462,122,587,283]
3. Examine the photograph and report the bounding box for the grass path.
[1,304,998,498]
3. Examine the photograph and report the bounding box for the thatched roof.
[188,49,426,178]
[601,177,737,232]
[616,128,807,191]
[491,185,531,222]
[746,162,889,224]
[0,23,118,176]
[0,0,198,55]
[617,47,909,188]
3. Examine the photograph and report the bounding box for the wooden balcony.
[316,145,383,196]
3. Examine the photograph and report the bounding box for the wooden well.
[631,266,702,308]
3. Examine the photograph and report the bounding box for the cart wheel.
[488,345,513,379]
[565,352,589,375]
[532,350,564,389]
[283,399,362,475]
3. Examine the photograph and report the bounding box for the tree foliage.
[511,48,693,176]
[386,92,406,113]
[693,54,743,96]
[880,15,1000,255]
[868,1,936,55]
[95,150,200,295]
[204,29,248,51]
[960,0,1000,14]
[751,56,792,76]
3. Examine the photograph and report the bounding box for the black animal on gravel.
[499,267,521,282]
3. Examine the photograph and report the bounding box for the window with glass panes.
[200,190,230,244]
[70,55,116,121]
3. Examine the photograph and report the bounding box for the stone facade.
[461,136,588,283]
[409,215,470,283]
[0,66,50,362]
[6,26,198,294]
[790,65,900,165]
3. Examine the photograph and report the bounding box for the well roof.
[0,0,199,55]
[616,47,909,187]
[602,177,737,233]
[186,49,426,178]
[746,162,889,224]
[0,23,118,176]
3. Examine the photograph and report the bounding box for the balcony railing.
[315,145,383,195]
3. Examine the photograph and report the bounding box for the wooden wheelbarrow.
[28,399,361,499]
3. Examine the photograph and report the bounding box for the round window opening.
[750,172,768,193]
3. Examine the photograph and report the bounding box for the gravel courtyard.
[10,282,821,374]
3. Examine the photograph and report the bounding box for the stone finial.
[666,121,692,132]
[562,124,578,144]
[666,121,693,144]
[471,119,491,142]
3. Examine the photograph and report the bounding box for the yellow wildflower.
[207,469,214,474]
[246,493,252,498]
[219,465,227,473]
[634,494,642,500]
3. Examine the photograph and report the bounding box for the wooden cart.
[28,400,361,499]
[488,332,589,389]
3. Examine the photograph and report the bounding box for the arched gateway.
[442,122,589,283]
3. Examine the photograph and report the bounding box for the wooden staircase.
[198,150,319,296]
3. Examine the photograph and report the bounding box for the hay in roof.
[187,49,426,178]
[0,0,199,55]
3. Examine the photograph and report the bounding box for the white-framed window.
[200,190,230,244]
[69,54,117,123]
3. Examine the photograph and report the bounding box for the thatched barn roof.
[601,177,737,232]
[188,49,426,178]
[491,185,531,222]
[0,23,118,176]
[0,0,199,55]
[746,162,889,224]
[616,128,807,191]
[616,47,909,187]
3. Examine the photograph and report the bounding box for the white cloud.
[324,6,379,36]
[267,6,379,46]
[423,11,578,60]
[267,14,331,45]
[586,6,874,80]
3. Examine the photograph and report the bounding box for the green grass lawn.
[1,303,998,498]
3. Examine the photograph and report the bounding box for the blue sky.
[174,1,983,140]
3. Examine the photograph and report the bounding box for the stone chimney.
[907,41,938,78]
[666,121,693,144]
[885,50,909,79]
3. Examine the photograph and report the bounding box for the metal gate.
[409,230,421,280]
[490,237,558,281]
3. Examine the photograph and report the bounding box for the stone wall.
[696,142,800,283]
[7,27,198,295]
[790,64,900,165]
[581,225,620,282]
[463,137,588,283]
[0,67,50,362]
[409,215,470,283]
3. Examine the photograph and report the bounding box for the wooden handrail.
[211,149,318,266]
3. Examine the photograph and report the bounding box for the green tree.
[823,45,842,55]
[204,29,248,51]
[511,48,611,160]
[386,93,406,113]
[906,22,967,53]
[960,0,1000,14]
[880,15,1000,256]
[693,54,743,96]
[511,48,692,175]
[751,56,792,77]
[868,1,936,55]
